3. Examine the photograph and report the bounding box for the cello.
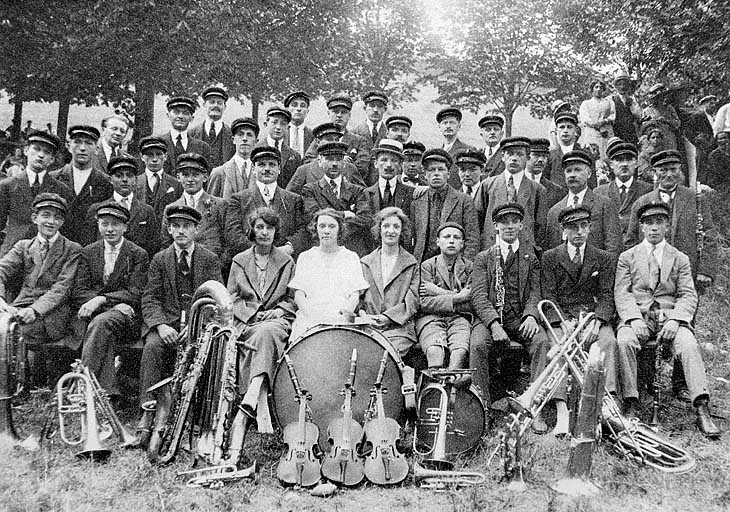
[321,349,365,486]
[277,355,321,487]
[363,350,409,485]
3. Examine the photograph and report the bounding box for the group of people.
[0,80,721,444]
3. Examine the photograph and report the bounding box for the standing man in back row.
[284,91,313,158]
[437,107,474,189]
[189,85,235,169]
[158,96,212,175]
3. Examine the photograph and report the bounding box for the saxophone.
[494,250,505,323]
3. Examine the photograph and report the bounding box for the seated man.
[615,202,720,438]
[0,193,81,378]
[416,221,473,371]
[73,202,149,398]
[138,205,222,409]
[469,203,549,431]
[541,205,618,435]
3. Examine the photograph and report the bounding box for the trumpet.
[177,461,257,488]
[413,462,486,490]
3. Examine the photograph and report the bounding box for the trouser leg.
[81,310,134,395]
[672,326,709,404]
[139,330,176,406]
[616,326,641,400]
[469,321,491,404]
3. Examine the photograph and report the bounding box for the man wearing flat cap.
[385,115,412,144]
[259,106,301,188]
[138,204,222,413]
[208,117,259,200]
[545,149,622,259]
[411,148,479,263]
[73,201,149,397]
[626,149,717,285]
[157,96,212,175]
[475,136,548,250]
[226,145,307,258]
[478,114,505,177]
[0,131,74,257]
[712,89,730,135]
[525,138,565,210]
[610,71,641,145]
[352,90,389,147]
[401,141,427,187]
[92,114,131,174]
[615,202,720,438]
[0,194,82,380]
[135,137,183,223]
[303,95,370,184]
[454,150,486,201]
[705,131,730,190]
[51,125,114,247]
[284,91,313,158]
[546,111,594,189]
[436,107,474,189]
[189,86,235,169]
[594,139,652,236]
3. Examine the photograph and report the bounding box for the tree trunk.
[11,95,22,142]
[132,79,156,152]
[250,92,262,122]
[56,92,71,141]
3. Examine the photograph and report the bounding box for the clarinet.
[495,246,505,324]
[695,181,705,260]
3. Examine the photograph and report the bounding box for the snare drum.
[272,324,411,447]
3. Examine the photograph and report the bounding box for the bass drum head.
[273,325,405,448]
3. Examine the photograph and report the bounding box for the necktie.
[179,249,190,275]
[119,197,130,210]
[506,244,514,262]
[175,134,184,154]
[619,184,627,205]
[39,239,48,262]
[572,247,582,266]
[649,245,660,288]
[573,195,579,206]
[263,186,271,204]
[208,123,216,141]
[466,185,473,196]
[291,126,301,153]
[151,172,161,194]
[372,125,378,143]
[488,146,493,157]
[507,176,516,202]
[660,191,671,204]
[104,246,117,283]
[31,173,41,197]
[383,181,392,206]
[329,179,338,197]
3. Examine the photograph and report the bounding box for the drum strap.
[400,365,417,418]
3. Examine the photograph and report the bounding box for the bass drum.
[273,324,407,448]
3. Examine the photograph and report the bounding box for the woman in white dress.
[288,208,369,340]
[579,79,616,159]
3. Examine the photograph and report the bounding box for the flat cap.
[529,138,551,153]
[318,141,348,156]
[95,201,130,223]
[26,130,61,151]
[421,148,453,168]
[716,131,730,141]
[33,192,68,216]
[647,84,668,98]
[266,106,292,123]
[107,156,139,175]
[478,114,504,129]
[558,204,591,225]
[562,149,593,168]
[231,117,259,136]
[492,202,525,222]
[385,115,412,129]
[455,149,487,167]
[176,153,209,174]
[139,136,167,154]
[166,96,197,113]
[554,111,579,126]
[326,95,353,111]
[699,95,717,105]
[650,150,682,167]
[436,107,462,123]
[637,201,671,221]
[363,90,388,105]
[68,125,100,142]
[640,120,663,137]
[201,86,228,101]
[251,145,281,164]
[551,100,571,115]
[403,141,426,155]
[284,91,311,107]
[607,141,638,160]
[499,136,531,151]
[313,122,343,140]
[165,204,202,224]
[613,70,632,83]
[436,221,465,237]
[372,139,404,158]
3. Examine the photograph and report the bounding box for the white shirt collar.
[174,242,195,260]
[642,238,666,261]
[256,180,277,198]
[502,170,524,191]
[567,242,584,261]
[378,177,398,194]
[567,187,588,206]
[367,120,382,133]
[145,168,163,178]
[233,154,250,174]
[559,142,575,154]
[183,189,204,208]
[526,171,541,182]
[101,139,115,161]
[26,168,46,185]
[104,239,124,252]
[114,191,133,203]
[170,128,188,148]
[615,176,633,189]
[37,231,60,247]
[443,139,455,152]
[204,119,223,134]
[266,136,283,149]
[497,238,519,260]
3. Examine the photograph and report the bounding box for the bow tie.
[403,177,420,185]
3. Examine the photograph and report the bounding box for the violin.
[277,355,321,487]
[363,350,409,485]
[321,349,365,486]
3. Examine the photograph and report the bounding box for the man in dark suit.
[92,114,131,174]
[436,107,474,189]
[303,95,370,184]
[284,91,314,158]
[74,202,149,396]
[88,158,160,259]
[258,106,301,189]
[545,150,623,259]
[401,141,427,186]
[136,137,183,223]
[208,117,258,200]
[52,125,114,247]
[525,138,565,210]
[301,141,372,256]
[704,130,730,190]
[410,149,479,262]
[188,86,235,169]
[455,149,486,202]
[385,115,412,144]
[478,114,505,177]
[352,91,389,185]
[610,71,641,145]
[157,96,212,175]
[226,146,308,257]
[594,140,653,236]
[546,111,596,189]
[138,205,222,406]
[0,131,74,257]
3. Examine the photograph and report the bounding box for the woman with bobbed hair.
[359,206,419,357]
[288,207,369,340]
[579,79,616,159]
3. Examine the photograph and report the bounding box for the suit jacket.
[285,161,365,196]
[254,140,302,189]
[545,142,597,189]
[161,192,227,256]
[415,255,473,332]
[360,247,419,343]
[474,173,547,250]
[141,244,222,335]
[594,179,653,235]
[539,176,566,210]
[88,197,160,259]
[283,124,314,158]
[704,147,730,190]
[483,147,505,177]
[625,186,718,279]
[301,177,373,257]
[227,246,296,324]
[134,170,183,222]
[470,244,541,327]
[226,185,308,257]
[410,186,480,262]
[352,122,388,185]
[0,172,74,257]
[614,242,697,326]
[189,122,235,169]
[364,181,414,216]
[91,142,119,175]
[157,131,212,175]
[0,235,81,341]
[51,165,114,247]
[545,188,623,259]
[207,156,256,200]
[304,131,371,184]
[444,138,475,189]
[541,243,615,324]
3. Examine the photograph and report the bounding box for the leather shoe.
[531,414,549,434]
[695,400,721,439]
[623,398,640,419]
[674,387,691,403]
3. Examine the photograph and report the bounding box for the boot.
[695,398,720,439]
